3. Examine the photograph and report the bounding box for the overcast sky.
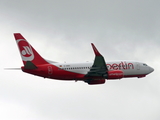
[0,0,160,120]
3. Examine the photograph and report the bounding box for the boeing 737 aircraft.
[12,33,154,85]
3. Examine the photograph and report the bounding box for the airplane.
[12,33,154,85]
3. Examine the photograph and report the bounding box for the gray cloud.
[0,0,160,119]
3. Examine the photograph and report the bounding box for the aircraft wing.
[86,43,108,77]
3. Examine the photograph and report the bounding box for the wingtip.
[91,43,101,56]
[91,43,95,48]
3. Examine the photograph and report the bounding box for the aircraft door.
[137,63,140,70]
[48,66,53,75]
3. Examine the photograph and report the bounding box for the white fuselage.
[52,60,153,79]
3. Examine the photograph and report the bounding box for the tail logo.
[17,39,34,61]
[22,46,32,56]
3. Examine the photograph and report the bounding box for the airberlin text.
[107,62,134,70]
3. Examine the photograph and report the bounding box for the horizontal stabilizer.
[4,68,21,70]
[24,61,37,69]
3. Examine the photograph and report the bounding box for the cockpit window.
[143,64,148,66]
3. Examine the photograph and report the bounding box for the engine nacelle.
[86,79,105,85]
[108,70,123,79]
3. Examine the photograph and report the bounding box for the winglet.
[91,43,101,56]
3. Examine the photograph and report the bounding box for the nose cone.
[149,67,154,73]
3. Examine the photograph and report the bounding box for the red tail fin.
[14,33,48,65]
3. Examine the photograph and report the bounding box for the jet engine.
[107,70,123,79]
